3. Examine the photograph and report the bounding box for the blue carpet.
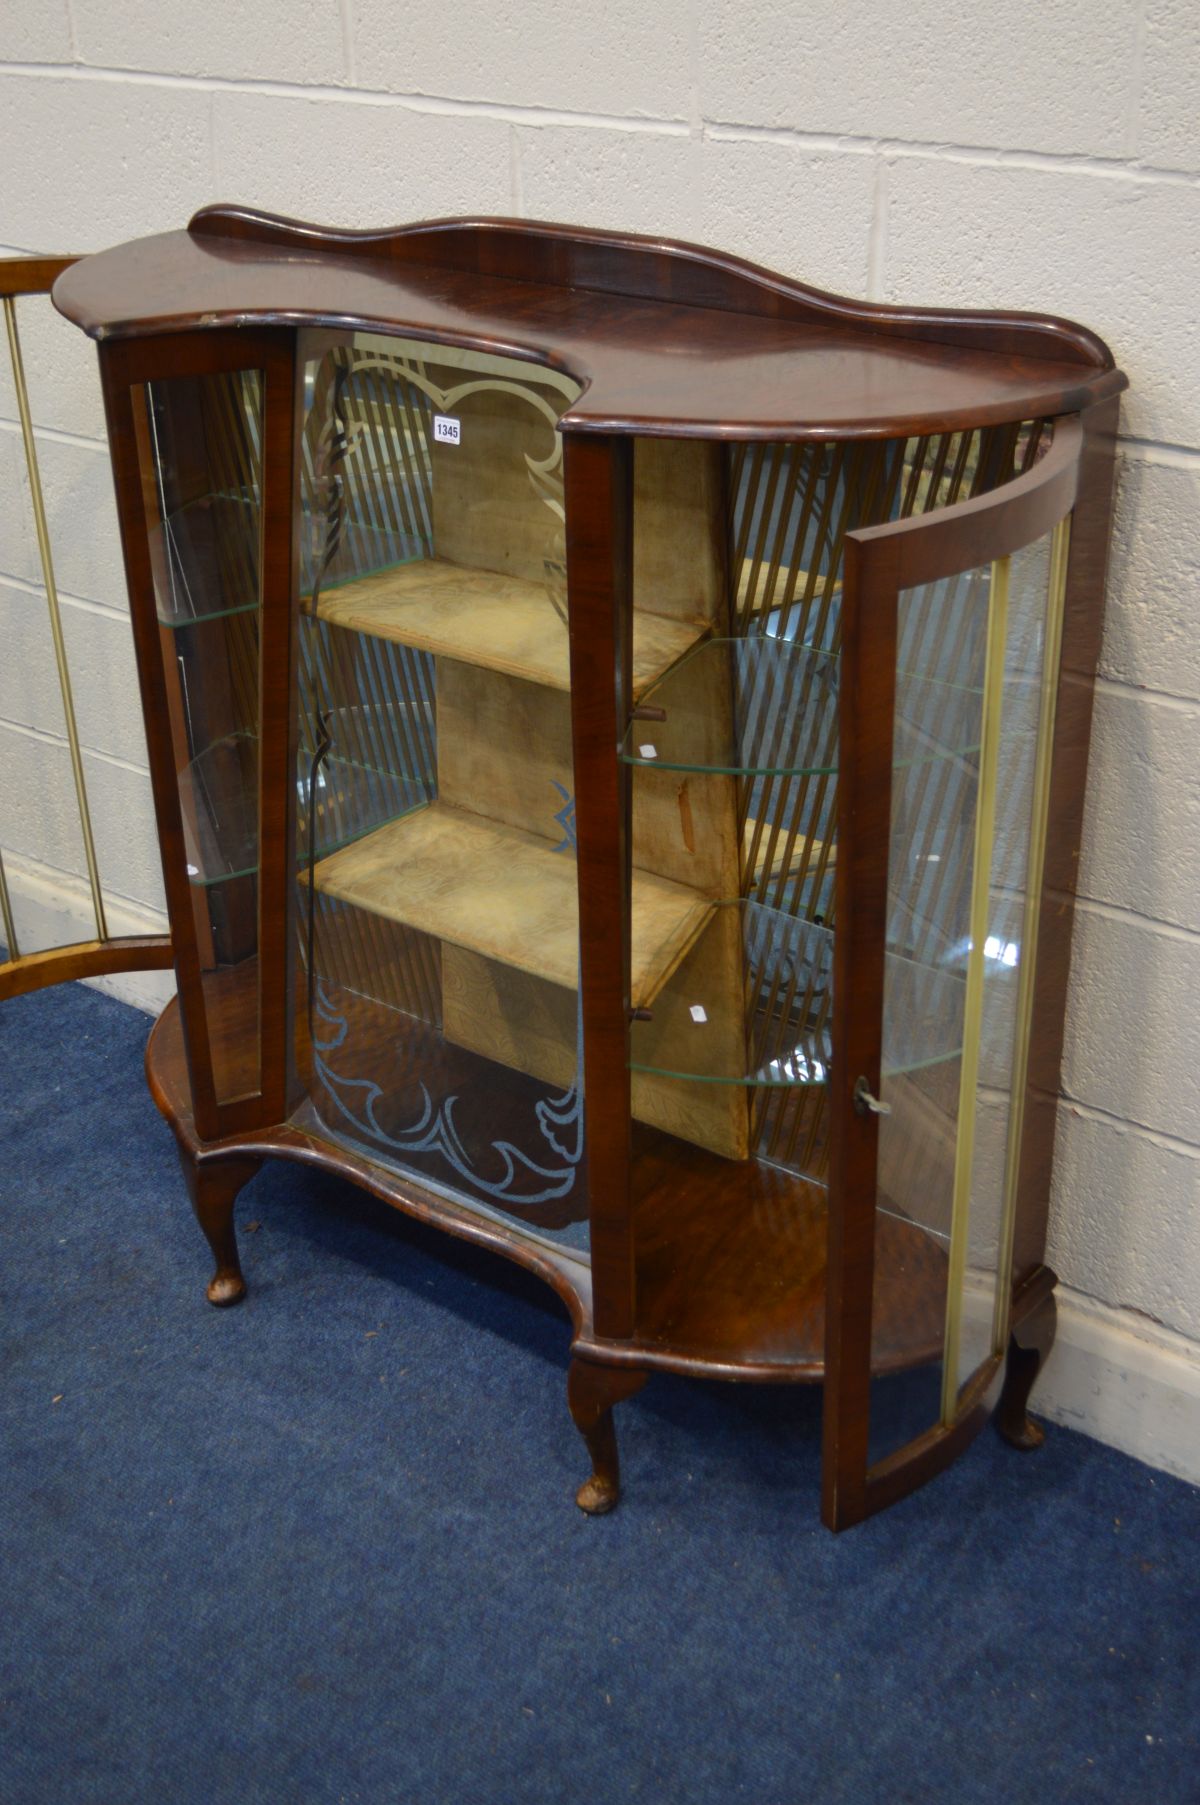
[2,981,1197,1804]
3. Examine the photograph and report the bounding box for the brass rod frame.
[0,843,18,957]
[939,551,1010,1426]
[2,293,109,943]
[990,515,1072,1355]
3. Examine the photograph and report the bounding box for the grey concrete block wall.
[1,6,1198,1386]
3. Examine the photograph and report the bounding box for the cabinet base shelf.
[148,972,947,1382]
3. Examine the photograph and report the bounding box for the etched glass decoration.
[290,335,590,1254]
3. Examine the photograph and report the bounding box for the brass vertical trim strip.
[940,551,1010,1426]
[0,845,19,958]
[991,516,1072,1353]
[3,293,108,943]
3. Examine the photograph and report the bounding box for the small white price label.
[690,1004,708,1024]
[639,744,658,760]
[434,414,461,445]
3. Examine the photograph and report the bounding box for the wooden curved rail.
[190,204,1116,371]
[0,255,173,1001]
[55,210,1126,439]
[0,936,174,1003]
[849,412,1085,587]
[0,256,79,300]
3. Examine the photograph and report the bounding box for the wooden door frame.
[822,410,1091,1530]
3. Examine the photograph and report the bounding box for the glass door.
[822,413,1084,1528]
[289,331,591,1256]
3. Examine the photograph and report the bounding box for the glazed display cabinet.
[54,209,1125,1528]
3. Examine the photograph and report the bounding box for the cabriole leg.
[995,1290,1057,1450]
[176,1145,261,1307]
[567,1357,646,1515]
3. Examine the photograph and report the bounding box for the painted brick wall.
[2,6,1198,1374]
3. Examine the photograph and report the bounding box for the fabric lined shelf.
[308,556,708,698]
[310,799,714,1008]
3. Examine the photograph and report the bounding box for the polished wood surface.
[995,1272,1059,1449]
[189,207,1114,370]
[176,1142,260,1306]
[0,255,77,299]
[565,434,637,1341]
[53,211,1125,439]
[628,1127,945,1377]
[568,1359,647,1514]
[0,935,172,1002]
[849,413,1084,583]
[100,330,293,1144]
[823,505,900,1529]
[1010,396,1121,1291]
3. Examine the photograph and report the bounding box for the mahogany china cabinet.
[53,208,1125,1528]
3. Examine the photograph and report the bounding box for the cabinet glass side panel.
[869,524,1067,1462]
[291,333,590,1257]
[133,371,263,1105]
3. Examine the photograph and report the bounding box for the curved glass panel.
[629,899,975,1087]
[620,636,983,778]
[135,367,263,1105]
[290,332,589,1257]
[869,520,1070,1463]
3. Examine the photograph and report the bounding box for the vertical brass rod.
[3,293,108,942]
[0,844,19,958]
[991,517,1072,1353]
[940,552,1010,1426]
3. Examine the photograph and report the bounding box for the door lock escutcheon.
[853,1076,892,1118]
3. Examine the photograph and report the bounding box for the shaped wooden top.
[53,207,1125,440]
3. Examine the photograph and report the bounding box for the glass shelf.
[152,488,429,626]
[149,492,261,627]
[299,743,431,866]
[299,506,427,602]
[619,637,984,778]
[179,706,432,887]
[178,731,259,884]
[299,701,432,790]
[629,898,981,1087]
